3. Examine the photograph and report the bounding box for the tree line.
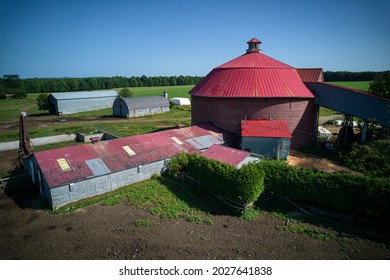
[1,72,389,99]
[20,75,203,94]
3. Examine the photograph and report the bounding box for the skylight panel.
[57,158,71,172]
[122,145,136,156]
[171,137,183,145]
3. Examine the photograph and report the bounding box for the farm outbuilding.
[49,90,118,115]
[23,123,229,209]
[170,97,191,106]
[113,96,170,118]
[202,144,260,168]
[240,120,292,160]
[189,38,318,149]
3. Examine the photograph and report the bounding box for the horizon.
[1,0,389,79]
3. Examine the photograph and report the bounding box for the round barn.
[189,38,318,148]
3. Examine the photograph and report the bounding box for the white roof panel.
[51,90,118,100]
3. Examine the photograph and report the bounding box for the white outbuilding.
[170,97,191,106]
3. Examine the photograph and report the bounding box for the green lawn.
[328,81,371,91]
[0,85,194,123]
[118,85,194,98]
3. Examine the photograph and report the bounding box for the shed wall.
[191,96,317,148]
[51,96,117,114]
[241,137,290,159]
[49,160,166,209]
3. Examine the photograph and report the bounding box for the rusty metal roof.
[33,124,227,188]
[296,68,324,82]
[189,39,314,99]
[201,144,253,167]
[241,120,292,138]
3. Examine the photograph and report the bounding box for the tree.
[36,93,50,110]
[3,74,27,98]
[119,88,133,98]
[369,71,390,98]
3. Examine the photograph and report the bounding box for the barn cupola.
[246,38,261,53]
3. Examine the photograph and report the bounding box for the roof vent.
[246,38,261,53]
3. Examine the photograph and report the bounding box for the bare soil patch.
[0,181,389,260]
[287,150,361,175]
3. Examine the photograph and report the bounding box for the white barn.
[49,90,119,115]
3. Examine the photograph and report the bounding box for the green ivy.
[257,160,390,221]
[185,153,264,204]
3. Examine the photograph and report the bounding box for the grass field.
[328,81,371,91]
[0,85,194,123]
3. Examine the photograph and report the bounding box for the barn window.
[122,145,136,156]
[171,137,183,145]
[57,158,71,172]
[269,115,276,121]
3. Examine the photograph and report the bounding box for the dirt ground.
[0,184,389,260]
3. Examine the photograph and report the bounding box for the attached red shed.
[240,120,292,159]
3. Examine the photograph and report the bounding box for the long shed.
[49,90,119,115]
[113,96,170,118]
[24,124,228,209]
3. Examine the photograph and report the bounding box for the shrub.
[36,93,50,110]
[339,139,390,177]
[186,153,265,204]
[119,88,133,98]
[257,160,390,220]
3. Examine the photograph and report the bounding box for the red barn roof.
[296,68,324,82]
[201,144,254,167]
[189,38,314,98]
[34,124,227,188]
[241,120,292,138]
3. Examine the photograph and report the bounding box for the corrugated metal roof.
[50,90,118,100]
[189,40,314,99]
[296,68,324,82]
[241,120,292,138]
[33,124,227,188]
[120,96,170,110]
[201,144,252,167]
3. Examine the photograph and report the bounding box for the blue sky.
[1,0,389,78]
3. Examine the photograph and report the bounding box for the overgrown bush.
[119,88,133,98]
[36,93,50,110]
[167,152,189,176]
[339,139,390,177]
[257,160,390,220]
[185,153,265,204]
